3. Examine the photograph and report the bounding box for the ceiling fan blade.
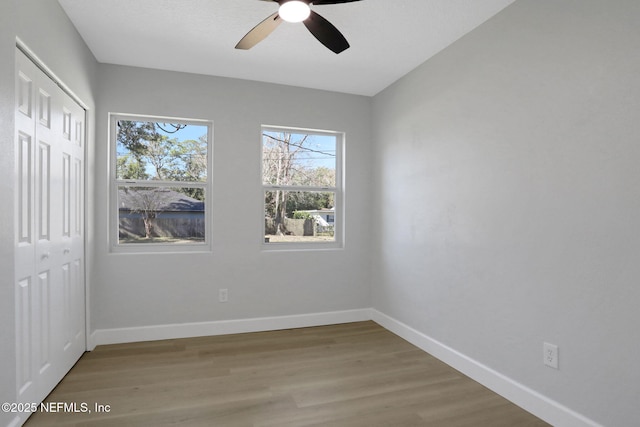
[235,12,282,50]
[311,0,362,5]
[303,10,350,54]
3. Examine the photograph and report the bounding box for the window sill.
[261,241,343,252]
[110,242,212,255]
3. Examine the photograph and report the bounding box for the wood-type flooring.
[25,321,550,426]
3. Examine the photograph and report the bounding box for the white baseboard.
[87,307,600,427]
[370,309,602,427]
[89,308,372,349]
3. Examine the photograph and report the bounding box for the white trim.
[261,126,344,250]
[107,113,213,254]
[15,38,88,110]
[370,310,603,427]
[87,307,602,427]
[90,308,372,347]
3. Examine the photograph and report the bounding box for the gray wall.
[0,2,18,425]
[92,64,373,330]
[371,0,640,425]
[4,0,640,425]
[0,1,98,425]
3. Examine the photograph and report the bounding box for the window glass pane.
[264,190,335,243]
[118,186,205,244]
[262,131,336,187]
[116,120,208,182]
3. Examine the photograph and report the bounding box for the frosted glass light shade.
[279,1,311,23]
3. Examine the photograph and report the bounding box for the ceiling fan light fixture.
[279,1,311,23]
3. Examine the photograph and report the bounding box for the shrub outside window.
[110,114,212,252]
[262,126,343,248]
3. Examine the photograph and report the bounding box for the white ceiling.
[57,0,516,96]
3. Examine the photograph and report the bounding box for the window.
[110,114,212,252]
[262,126,343,247]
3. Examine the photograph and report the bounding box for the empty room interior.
[1,0,639,426]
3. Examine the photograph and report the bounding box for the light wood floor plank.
[25,321,549,426]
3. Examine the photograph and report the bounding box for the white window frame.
[261,125,344,251]
[108,113,213,253]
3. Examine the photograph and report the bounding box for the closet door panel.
[14,48,86,409]
[15,55,38,406]
[58,95,85,369]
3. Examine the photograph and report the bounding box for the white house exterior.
[298,208,335,226]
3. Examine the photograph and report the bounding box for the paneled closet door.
[58,73,86,378]
[14,48,86,408]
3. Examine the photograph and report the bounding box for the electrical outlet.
[219,288,228,303]
[543,342,558,369]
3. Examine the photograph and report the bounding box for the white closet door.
[14,48,86,407]
[58,72,86,377]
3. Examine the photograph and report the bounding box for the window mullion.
[264,185,336,192]
[116,180,207,189]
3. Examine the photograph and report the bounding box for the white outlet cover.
[543,342,559,369]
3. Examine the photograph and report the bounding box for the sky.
[156,122,208,141]
[264,131,337,170]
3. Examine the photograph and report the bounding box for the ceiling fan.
[235,0,362,54]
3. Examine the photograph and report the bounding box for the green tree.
[165,136,208,200]
[117,121,208,237]
[117,120,161,162]
[117,121,207,200]
[116,155,149,180]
